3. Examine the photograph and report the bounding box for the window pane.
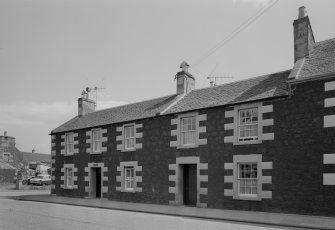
[238,163,258,196]
[181,116,196,145]
[238,108,258,141]
[125,167,134,190]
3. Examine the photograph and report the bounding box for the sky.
[0,0,335,154]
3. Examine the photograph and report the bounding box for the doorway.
[183,164,197,206]
[90,167,102,198]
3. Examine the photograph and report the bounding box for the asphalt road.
[0,197,295,230]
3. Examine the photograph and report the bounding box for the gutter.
[287,72,335,85]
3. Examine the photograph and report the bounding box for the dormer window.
[238,108,258,142]
[181,116,196,146]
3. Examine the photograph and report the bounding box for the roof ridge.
[192,69,292,92]
[314,37,335,45]
[89,93,177,115]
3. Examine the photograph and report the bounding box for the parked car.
[29,174,51,185]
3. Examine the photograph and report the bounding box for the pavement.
[10,193,335,230]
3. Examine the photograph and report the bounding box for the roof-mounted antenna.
[84,77,106,107]
[207,74,234,86]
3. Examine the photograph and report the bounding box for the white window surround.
[224,154,272,201]
[224,102,274,145]
[92,129,102,153]
[323,153,335,185]
[170,112,207,149]
[233,155,262,200]
[324,80,335,128]
[86,129,107,154]
[116,123,143,152]
[116,161,142,193]
[61,164,78,189]
[65,133,74,155]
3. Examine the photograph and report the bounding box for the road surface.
[0,197,297,230]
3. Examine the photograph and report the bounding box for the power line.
[191,0,280,67]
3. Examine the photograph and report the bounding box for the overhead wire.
[191,0,280,67]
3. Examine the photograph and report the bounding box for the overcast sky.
[0,0,335,154]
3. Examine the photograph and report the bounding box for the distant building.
[51,7,335,216]
[0,162,16,183]
[0,132,51,182]
[0,131,21,166]
[21,149,51,165]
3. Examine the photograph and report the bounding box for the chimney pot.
[180,61,190,73]
[298,6,307,19]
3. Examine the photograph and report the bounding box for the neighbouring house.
[0,132,51,182]
[0,162,16,183]
[21,149,51,165]
[28,163,51,175]
[22,150,51,176]
[0,131,21,182]
[50,7,335,216]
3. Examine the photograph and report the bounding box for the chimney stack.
[293,6,315,62]
[78,88,95,117]
[4,131,7,137]
[175,61,195,95]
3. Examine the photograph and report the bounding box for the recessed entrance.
[182,164,197,206]
[90,167,102,198]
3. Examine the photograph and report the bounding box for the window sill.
[121,148,136,152]
[90,151,102,154]
[64,153,74,156]
[63,186,74,190]
[233,140,262,146]
[121,189,136,193]
[233,194,261,201]
[177,144,198,149]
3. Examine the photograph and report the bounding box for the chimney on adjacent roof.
[293,6,315,62]
[175,61,195,95]
[78,88,95,117]
[32,149,35,153]
[4,131,7,137]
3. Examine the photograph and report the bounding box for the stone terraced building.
[50,7,335,216]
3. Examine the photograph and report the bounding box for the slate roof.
[21,152,51,163]
[52,70,291,134]
[164,70,290,114]
[0,162,16,170]
[289,38,335,80]
[52,94,180,133]
[51,37,335,134]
